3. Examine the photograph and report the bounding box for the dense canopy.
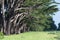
[0,0,58,35]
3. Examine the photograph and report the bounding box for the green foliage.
[44,17,57,31]
[24,0,58,31]
[0,0,58,35]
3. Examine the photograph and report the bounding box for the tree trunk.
[2,0,6,34]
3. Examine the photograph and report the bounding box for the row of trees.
[0,0,59,35]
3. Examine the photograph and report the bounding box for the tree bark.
[2,0,6,34]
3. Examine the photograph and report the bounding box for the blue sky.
[52,0,60,27]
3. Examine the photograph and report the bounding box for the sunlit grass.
[1,31,58,40]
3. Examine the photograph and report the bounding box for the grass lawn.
[1,31,58,40]
[56,31,60,40]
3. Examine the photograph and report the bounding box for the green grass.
[1,31,58,40]
[56,31,60,40]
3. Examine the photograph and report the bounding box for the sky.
[52,0,60,27]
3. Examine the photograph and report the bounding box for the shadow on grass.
[48,31,56,35]
[48,31,58,40]
[48,31,60,40]
[48,32,56,34]
[54,37,60,40]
